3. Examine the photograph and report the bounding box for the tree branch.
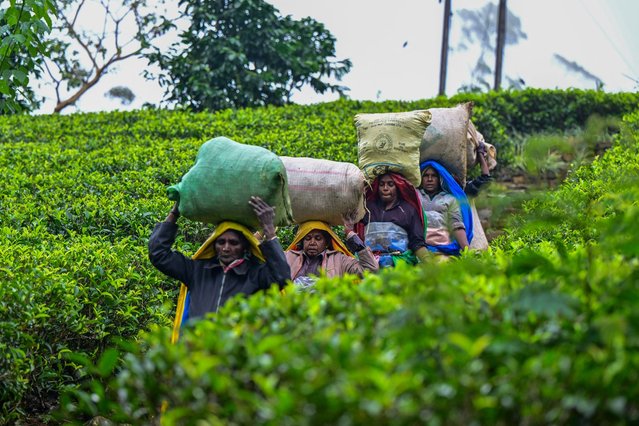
[42,59,63,104]
[61,14,100,71]
[70,0,87,28]
[54,64,106,113]
[50,0,175,113]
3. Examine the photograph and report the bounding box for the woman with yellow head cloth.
[148,196,291,336]
[285,218,378,290]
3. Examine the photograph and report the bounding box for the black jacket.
[149,222,290,319]
[465,174,494,197]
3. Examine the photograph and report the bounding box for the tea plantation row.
[52,109,639,425]
[1,89,638,423]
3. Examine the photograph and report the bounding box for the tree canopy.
[0,0,54,114]
[147,0,352,111]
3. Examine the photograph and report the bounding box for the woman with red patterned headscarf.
[355,172,429,267]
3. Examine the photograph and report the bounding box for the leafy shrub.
[1,89,638,423]
[55,110,639,424]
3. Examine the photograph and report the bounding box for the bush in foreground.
[57,112,639,424]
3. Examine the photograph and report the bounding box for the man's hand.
[249,196,276,240]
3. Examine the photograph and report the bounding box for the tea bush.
[60,116,639,424]
[1,89,638,423]
[59,137,639,423]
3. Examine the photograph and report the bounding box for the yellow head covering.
[194,221,265,262]
[171,221,265,343]
[287,220,353,257]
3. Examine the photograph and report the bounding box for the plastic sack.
[167,136,293,228]
[280,156,366,226]
[293,275,318,293]
[364,222,409,254]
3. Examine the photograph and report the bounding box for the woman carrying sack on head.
[148,196,291,343]
[418,160,473,257]
[355,172,430,268]
[285,219,378,291]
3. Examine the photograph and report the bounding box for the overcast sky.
[34,0,639,114]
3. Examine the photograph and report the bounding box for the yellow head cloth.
[194,221,265,262]
[171,221,265,344]
[287,220,353,257]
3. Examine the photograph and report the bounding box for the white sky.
[34,0,639,114]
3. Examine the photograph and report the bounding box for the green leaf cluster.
[0,0,54,113]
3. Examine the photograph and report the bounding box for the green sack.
[167,137,293,228]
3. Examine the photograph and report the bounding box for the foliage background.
[1,88,638,424]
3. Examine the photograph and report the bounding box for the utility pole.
[494,0,507,90]
[438,0,452,96]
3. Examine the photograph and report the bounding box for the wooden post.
[494,0,507,91]
[438,0,452,96]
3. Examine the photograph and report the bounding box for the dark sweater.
[362,199,426,252]
[148,222,290,318]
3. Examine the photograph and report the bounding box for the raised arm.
[148,202,195,285]
[249,196,276,240]
[341,214,379,275]
[466,142,494,197]
[249,196,291,289]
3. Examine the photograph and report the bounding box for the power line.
[578,0,637,76]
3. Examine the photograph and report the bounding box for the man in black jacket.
[148,196,290,321]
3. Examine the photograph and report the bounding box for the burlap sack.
[467,120,498,171]
[466,120,480,169]
[420,103,472,185]
[281,156,366,226]
[355,110,432,187]
[167,136,293,228]
[469,200,489,250]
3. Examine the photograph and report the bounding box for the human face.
[421,167,441,195]
[214,230,246,266]
[302,230,328,257]
[378,174,398,206]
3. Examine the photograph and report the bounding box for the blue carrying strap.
[420,160,473,255]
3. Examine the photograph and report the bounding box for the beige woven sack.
[469,199,489,250]
[420,103,472,185]
[467,120,498,171]
[355,110,432,187]
[281,156,367,226]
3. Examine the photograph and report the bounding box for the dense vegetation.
[1,89,638,424]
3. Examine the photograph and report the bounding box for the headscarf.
[195,221,265,261]
[171,221,264,343]
[419,160,473,255]
[287,220,353,257]
[356,172,424,241]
